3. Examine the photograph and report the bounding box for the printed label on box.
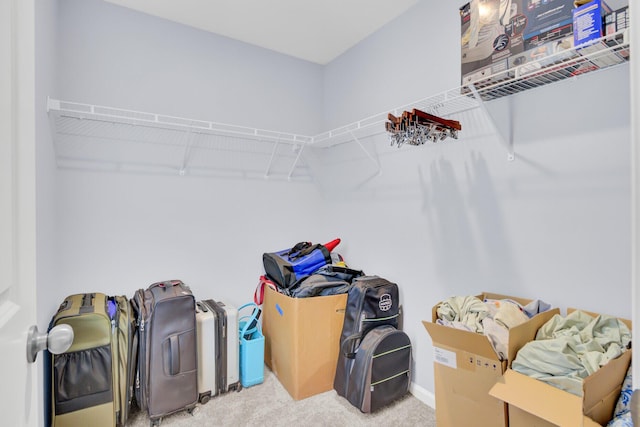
[573,0,603,47]
[434,347,457,369]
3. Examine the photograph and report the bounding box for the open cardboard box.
[489,309,632,427]
[422,292,560,427]
[262,285,347,400]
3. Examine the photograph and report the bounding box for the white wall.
[53,171,324,303]
[42,0,632,411]
[55,0,324,135]
[319,0,631,396]
[323,1,459,129]
[45,2,326,322]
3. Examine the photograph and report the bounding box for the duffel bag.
[262,239,340,289]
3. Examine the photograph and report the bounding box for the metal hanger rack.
[47,30,630,178]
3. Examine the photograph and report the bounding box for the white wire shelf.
[468,29,630,101]
[312,29,630,149]
[47,98,313,181]
[47,30,630,178]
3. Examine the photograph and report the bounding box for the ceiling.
[103,0,418,65]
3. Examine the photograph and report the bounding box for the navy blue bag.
[286,265,364,298]
[262,241,332,289]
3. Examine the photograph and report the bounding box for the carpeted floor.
[127,367,436,426]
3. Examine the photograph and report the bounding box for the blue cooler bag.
[238,303,264,388]
[262,241,332,289]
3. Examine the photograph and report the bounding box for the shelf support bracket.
[179,127,195,175]
[468,84,515,162]
[287,143,305,181]
[349,131,381,176]
[264,139,279,179]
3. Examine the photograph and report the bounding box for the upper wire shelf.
[313,29,630,148]
[47,30,630,177]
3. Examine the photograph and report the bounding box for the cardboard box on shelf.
[489,309,632,427]
[460,0,526,85]
[604,6,629,35]
[523,0,576,51]
[422,292,559,427]
[262,285,347,400]
[507,35,578,78]
[573,0,604,47]
[460,0,580,85]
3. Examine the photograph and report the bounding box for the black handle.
[169,335,180,375]
[341,333,361,359]
[79,293,96,314]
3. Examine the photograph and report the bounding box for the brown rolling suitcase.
[132,280,198,426]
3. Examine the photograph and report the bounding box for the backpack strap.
[254,275,277,306]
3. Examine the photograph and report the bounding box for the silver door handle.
[26,324,74,363]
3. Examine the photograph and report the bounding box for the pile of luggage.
[48,238,414,426]
[47,280,253,427]
[260,239,414,413]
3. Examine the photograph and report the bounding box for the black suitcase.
[345,325,412,413]
[334,276,400,397]
[132,280,198,426]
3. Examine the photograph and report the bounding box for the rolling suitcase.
[195,301,218,404]
[132,280,198,426]
[334,276,400,398]
[344,325,412,413]
[112,295,138,426]
[204,299,242,394]
[49,293,116,427]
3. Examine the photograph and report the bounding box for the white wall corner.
[410,381,435,409]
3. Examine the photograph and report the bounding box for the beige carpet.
[127,367,436,426]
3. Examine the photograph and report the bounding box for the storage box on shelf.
[604,5,629,35]
[422,292,559,427]
[489,309,632,427]
[262,286,347,400]
[460,0,525,86]
[461,0,579,86]
[522,0,576,51]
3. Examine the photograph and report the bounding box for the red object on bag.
[254,275,277,306]
[324,238,341,252]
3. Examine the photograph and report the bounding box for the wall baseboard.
[409,382,435,409]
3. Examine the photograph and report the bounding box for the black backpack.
[334,276,401,397]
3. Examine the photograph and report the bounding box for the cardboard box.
[573,0,604,48]
[460,0,526,85]
[262,286,347,400]
[489,309,632,427]
[523,0,576,51]
[422,292,560,427]
[508,35,578,77]
[460,0,582,85]
[604,6,629,35]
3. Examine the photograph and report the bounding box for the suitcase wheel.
[199,394,210,405]
[188,406,199,416]
[150,418,161,427]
